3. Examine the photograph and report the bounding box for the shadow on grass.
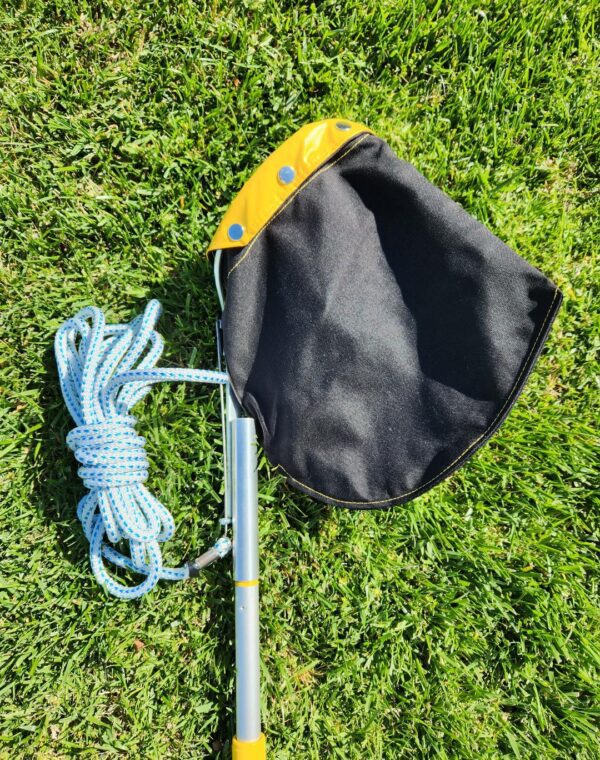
[282,489,330,537]
[33,342,90,571]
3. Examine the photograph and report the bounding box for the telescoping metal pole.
[214,250,266,759]
[231,412,265,758]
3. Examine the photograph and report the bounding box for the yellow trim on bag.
[232,733,266,760]
[227,134,371,278]
[208,118,372,252]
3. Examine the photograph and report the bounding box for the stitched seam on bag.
[282,286,560,505]
[227,133,372,277]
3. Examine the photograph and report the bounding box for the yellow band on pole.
[235,579,259,587]
[232,733,266,760]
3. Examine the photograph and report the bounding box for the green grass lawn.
[1,1,598,757]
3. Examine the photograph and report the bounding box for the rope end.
[187,536,232,577]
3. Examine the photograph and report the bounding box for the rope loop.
[67,420,149,490]
[55,300,229,600]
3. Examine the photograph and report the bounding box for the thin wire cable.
[54,299,229,599]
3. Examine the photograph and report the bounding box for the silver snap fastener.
[336,121,351,131]
[277,166,296,185]
[227,223,244,242]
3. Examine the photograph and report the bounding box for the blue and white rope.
[55,299,229,600]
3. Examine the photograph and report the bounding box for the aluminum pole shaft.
[232,417,262,744]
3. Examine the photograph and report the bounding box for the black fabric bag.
[209,120,561,508]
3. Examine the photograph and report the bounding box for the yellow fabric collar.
[208,118,372,252]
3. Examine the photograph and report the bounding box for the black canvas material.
[222,132,561,508]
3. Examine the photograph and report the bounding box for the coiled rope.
[55,299,230,599]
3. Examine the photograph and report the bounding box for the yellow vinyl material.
[208,118,372,251]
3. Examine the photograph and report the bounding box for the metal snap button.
[277,166,296,185]
[227,223,244,242]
